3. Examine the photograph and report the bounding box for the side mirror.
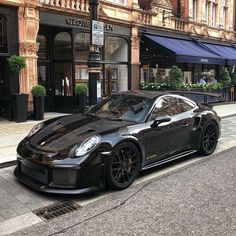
[151,115,171,128]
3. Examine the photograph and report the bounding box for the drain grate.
[34,200,81,221]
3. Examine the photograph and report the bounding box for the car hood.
[29,114,133,152]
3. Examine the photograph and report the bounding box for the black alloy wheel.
[198,121,219,156]
[106,142,141,190]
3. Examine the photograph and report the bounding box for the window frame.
[0,15,8,54]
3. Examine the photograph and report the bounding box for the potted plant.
[219,67,232,101]
[74,83,88,114]
[31,85,46,120]
[168,65,184,89]
[7,55,28,122]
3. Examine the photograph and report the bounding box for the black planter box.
[33,96,45,120]
[75,93,86,114]
[11,93,28,122]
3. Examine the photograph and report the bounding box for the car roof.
[117,90,168,100]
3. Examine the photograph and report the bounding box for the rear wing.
[168,90,224,107]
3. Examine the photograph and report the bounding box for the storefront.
[37,12,130,113]
[139,29,236,85]
[0,5,19,119]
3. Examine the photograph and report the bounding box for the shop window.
[75,64,88,83]
[105,37,128,62]
[54,32,72,60]
[37,35,47,59]
[0,15,7,53]
[103,64,128,95]
[75,32,90,61]
[54,63,72,96]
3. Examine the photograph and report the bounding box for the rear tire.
[106,142,140,190]
[198,121,219,156]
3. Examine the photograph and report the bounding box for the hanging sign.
[92,20,104,46]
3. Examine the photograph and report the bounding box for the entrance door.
[37,64,52,111]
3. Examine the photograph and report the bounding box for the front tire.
[198,121,219,156]
[106,142,141,190]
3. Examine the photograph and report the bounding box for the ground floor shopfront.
[139,29,236,85]
[37,12,131,113]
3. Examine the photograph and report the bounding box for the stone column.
[130,26,140,91]
[18,0,39,110]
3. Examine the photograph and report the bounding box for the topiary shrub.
[219,67,231,86]
[169,65,184,84]
[7,55,26,73]
[31,85,46,96]
[231,71,236,85]
[74,83,88,95]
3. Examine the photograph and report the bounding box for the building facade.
[0,0,235,117]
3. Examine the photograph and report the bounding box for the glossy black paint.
[14,91,221,194]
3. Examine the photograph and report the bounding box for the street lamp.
[88,0,102,106]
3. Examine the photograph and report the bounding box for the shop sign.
[66,18,113,33]
[66,18,90,28]
[200,58,209,63]
[92,20,104,46]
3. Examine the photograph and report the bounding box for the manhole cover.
[34,200,81,221]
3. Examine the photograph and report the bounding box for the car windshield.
[87,94,154,123]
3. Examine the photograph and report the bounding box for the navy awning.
[144,34,225,65]
[200,43,236,65]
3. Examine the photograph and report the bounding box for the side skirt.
[141,150,197,171]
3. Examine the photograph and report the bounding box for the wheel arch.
[112,138,144,169]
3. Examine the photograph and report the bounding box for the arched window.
[54,32,72,60]
[105,36,128,62]
[37,34,47,59]
[75,32,90,61]
[0,15,7,53]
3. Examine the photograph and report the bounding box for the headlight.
[74,135,101,157]
[27,122,44,137]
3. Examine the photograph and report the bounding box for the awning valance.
[144,34,225,65]
[200,43,236,65]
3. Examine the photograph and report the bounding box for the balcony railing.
[38,0,89,12]
[137,11,153,25]
[172,17,186,31]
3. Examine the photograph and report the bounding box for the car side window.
[150,97,178,120]
[177,98,195,112]
[150,98,167,120]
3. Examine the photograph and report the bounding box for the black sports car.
[14,91,221,194]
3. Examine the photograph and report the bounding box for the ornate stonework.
[19,42,39,56]
[150,0,173,12]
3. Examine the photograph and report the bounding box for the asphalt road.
[12,146,236,236]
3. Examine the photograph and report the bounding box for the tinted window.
[177,97,195,112]
[150,96,179,120]
[150,96,195,120]
[88,94,153,123]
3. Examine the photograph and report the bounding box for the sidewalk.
[0,103,236,165]
[0,112,68,165]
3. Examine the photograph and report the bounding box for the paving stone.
[15,193,34,204]
[0,208,18,220]
[6,201,31,215]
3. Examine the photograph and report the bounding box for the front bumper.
[14,158,105,194]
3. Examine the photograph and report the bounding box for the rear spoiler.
[168,90,224,107]
[196,101,213,110]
